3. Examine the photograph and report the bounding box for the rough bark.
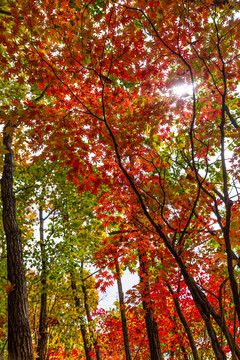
[36,206,48,360]
[115,260,132,360]
[1,126,33,360]
[138,250,163,360]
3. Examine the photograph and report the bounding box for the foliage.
[1,0,240,359]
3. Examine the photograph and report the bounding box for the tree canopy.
[1,0,240,359]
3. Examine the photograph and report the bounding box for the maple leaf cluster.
[1,0,240,359]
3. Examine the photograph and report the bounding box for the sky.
[98,269,139,310]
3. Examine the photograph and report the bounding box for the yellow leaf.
[0,145,9,155]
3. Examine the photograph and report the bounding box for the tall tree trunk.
[138,250,163,360]
[33,296,39,347]
[81,279,101,360]
[1,126,33,360]
[37,206,48,360]
[166,282,200,360]
[115,260,132,360]
[70,273,92,360]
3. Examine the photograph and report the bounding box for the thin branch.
[225,105,239,129]
[0,9,11,16]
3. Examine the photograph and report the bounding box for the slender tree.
[1,125,33,359]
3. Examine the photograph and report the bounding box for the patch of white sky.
[98,269,139,310]
[172,83,193,97]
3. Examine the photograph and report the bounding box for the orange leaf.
[3,281,15,295]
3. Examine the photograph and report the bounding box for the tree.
[115,259,132,360]
[15,159,104,359]
[2,0,240,358]
[0,5,50,357]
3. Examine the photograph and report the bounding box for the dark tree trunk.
[81,280,101,360]
[37,206,48,360]
[180,344,189,360]
[33,295,39,346]
[166,282,200,360]
[138,250,163,360]
[115,260,132,360]
[1,127,33,360]
[70,274,92,360]
[161,238,236,360]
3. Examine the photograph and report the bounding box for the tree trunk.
[166,282,200,360]
[33,295,39,347]
[138,250,163,360]
[70,273,92,360]
[161,237,236,360]
[37,206,48,360]
[81,280,101,360]
[115,260,132,360]
[1,126,33,360]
